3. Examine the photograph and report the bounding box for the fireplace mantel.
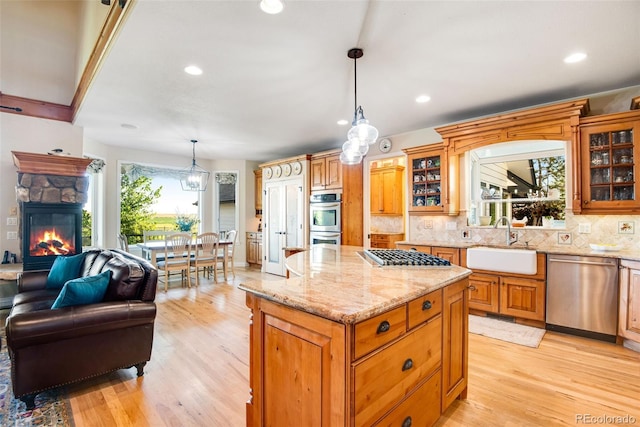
[12,151,92,177]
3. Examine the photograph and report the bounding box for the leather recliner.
[4,248,158,409]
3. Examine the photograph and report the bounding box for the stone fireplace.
[12,151,92,271]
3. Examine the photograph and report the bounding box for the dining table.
[137,239,233,281]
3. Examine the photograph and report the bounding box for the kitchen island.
[239,245,472,427]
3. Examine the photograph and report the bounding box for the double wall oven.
[309,190,341,246]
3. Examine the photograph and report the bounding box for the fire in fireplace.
[22,202,83,271]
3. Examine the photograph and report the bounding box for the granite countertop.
[238,245,471,325]
[397,240,640,261]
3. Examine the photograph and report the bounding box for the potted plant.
[175,213,199,232]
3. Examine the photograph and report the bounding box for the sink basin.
[466,247,537,275]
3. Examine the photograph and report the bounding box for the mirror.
[468,140,567,227]
[215,172,238,239]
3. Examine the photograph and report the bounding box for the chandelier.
[180,139,210,191]
[340,47,379,165]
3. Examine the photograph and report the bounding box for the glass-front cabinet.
[404,143,447,214]
[580,111,640,213]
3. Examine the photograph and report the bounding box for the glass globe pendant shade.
[348,106,379,145]
[339,150,363,165]
[342,139,369,156]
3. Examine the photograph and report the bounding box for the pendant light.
[340,47,378,165]
[180,139,210,191]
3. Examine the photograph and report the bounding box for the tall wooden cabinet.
[310,151,342,191]
[254,169,262,216]
[578,110,640,214]
[619,259,640,345]
[370,165,404,215]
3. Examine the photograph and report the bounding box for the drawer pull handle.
[402,416,412,427]
[376,320,391,334]
[402,358,413,371]
[468,285,476,291]
[422,300,432,310]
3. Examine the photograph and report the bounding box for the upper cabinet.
[311,151,342,191]
[370,165,404,215]
[254,169,262,216]
[578,110,640,214]
[404,144,448,214]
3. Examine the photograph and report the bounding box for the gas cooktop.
[362,249,451,266]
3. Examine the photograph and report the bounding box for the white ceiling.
[3,1,640,162]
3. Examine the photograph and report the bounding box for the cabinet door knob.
[422,300,432,310]
[402,416,413,427]
[468,285,476,291]
[376,320,391,334]
[402,358,414,371]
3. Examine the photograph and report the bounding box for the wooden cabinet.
[619,259,640,344]
[370,165,404,215]
[441,278,469,412]
[462,250,547,323]
[246,232,262,267]
[395,244,461,266]
[578,111,640,214]
[246,281,468,427]
[310,152,342,190]
[404,144,447,214]
[370,233,404,249]
[254,169,262,215]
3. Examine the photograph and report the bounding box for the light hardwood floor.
[58,268,639,426]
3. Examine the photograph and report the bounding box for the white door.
[264,178,304,276]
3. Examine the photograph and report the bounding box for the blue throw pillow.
[46,253,87,289]
[51,270,111,309]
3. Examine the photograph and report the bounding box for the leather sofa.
[4,249,158,409]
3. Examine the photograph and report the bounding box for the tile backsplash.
[408,212,640,251]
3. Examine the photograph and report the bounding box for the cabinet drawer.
[354,306,407,359]
[372,370,441,427]
[354,316,442,426]
[407,289,442,329]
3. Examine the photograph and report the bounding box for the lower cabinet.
[619,259,640,344]
[370,233,404,249]
[245,280,469,426]
[463,251,546,323]
[246,232,262,267]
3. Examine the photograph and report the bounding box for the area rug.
[0,333,75,426]
[469,315,546,348]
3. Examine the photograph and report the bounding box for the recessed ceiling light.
[564,52,587,64]
[416,95,431,103]
[184,65,203,75]
[337,119,349,126]
[260,0,284,14]
[121,123,138,130]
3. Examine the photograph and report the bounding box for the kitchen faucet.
[494,216,518,246]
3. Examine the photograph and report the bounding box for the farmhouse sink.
[466,246,537,275]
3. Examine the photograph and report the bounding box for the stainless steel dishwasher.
[546,254,619,342]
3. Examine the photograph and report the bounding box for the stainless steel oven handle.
[310,202,341,208]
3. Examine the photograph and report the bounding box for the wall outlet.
[7,231,17,240]
[446,221,457,230]
[423,219,433,229]
[578,223,591,233]
[6,217,17,226]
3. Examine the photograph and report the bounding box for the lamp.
[180,139,210,191]
[341,48,378,165]
[260,0,284,14]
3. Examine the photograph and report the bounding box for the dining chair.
[117,233,129,252]
[192,232,221,285]
[157,233,192,292]
[224,229,238,278]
